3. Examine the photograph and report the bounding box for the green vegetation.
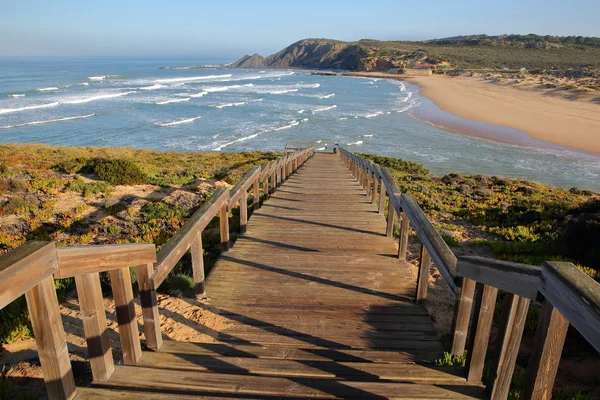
[360,153,599,275]
[434,352,467,366]
[0,143,278,343]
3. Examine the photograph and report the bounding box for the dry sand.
[410,75,600,154]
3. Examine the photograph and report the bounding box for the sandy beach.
[409,75,600,154]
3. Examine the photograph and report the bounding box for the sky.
[1,0,599,59]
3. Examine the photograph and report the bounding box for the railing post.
[220,203,230,251]
[263,175,269,200]
[191,234,207,297]
[378,184,386,214]
[486,293,530,399]
[398,212,410,260]
[451,277,477,355]
[110,268,142,365]
[466,284,498,383]
[25,275,77,400]
[136,263,163,351]
[75,272,114,382]
[416,245,431,303]
[386,197,395,238]
[371,173,378,204]
[522,299,569,400]
[253,178,260,210]
[240,190,248,234]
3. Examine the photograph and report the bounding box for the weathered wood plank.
[457,256,541,300]
[466,284,498,383]
[110,268,142,365]
[539,261,600,352]
[0,241,58,309]
[451,278,477,356]
[75,272,114,382]
[55,244,156,279]
[25,275,77,400]
[136,263,162,351]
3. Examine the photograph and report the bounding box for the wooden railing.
[338,147,600,400]
[0,241,156,400]
[0,146,314,400]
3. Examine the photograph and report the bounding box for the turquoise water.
[1,57,598,190]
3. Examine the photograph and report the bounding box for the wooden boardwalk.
[84,153,484,398]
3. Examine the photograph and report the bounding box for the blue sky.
[1,0,599,58]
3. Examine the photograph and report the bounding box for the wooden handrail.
[55,244,156,279]
[539,261,600,352]
[228,165,261,211]
[150,187,230,290]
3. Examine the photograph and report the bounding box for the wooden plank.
[74,387,250,400]
[136,263,163,351]
[398,212,410,260]
[457,256,541,300]
[25,275,76,400]
[191,234,206,297]
[522,299,569,400]
[466,284,498,383]
[451,278,477,356]
[386,198,395,237]
[486,293,530,399]
[539,261,600,352]
[416,245,431,303]
[139,351,467,383]
[239,190,248,233]
[75,272,114,382]
[101,366,484,399]
[219,203,230,252]
[150,188,229,289]
[55,244,156,279]
[0,241,58,309]
[400,193,458,296]
[110,268,142,365]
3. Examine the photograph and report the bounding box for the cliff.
[232,35,600,71]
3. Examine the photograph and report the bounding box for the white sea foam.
[156,97,191,105]
[317,93,335,99]
[215,102,247,109]
[203,83,253,93]
[140,84,168,90]
[273,120,300,131]
[312,105,337,114]
[37,87,59,92]
[79,82,90,86]
[307,83,320,88]
[88,76,106,81]
[298,110,305,114]
[6,94,25,98]
[189,91,207,98]
[338,117,348,120]
[63,91,136,104]
[0,113,95,129]
[361,134,374,138]
[156,116,201,127]
[155,74,232,83]
[348,141,363,146]
[0,102,60,114]
[364,111,384,118]
[269,89,298,94]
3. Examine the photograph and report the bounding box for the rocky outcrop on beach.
[230,53,266,68]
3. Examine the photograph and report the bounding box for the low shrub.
[93,159,148,185]
[3,197,39,216]
[163,274,195,298]
[54,157,90,174]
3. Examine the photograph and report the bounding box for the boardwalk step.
[94,365,484,399]
[139,350,467,383]
[157,341,442,363]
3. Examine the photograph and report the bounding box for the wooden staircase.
[77,153,484,399]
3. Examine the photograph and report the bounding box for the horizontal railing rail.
[338,147,600,400]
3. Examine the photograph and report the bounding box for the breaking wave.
[0,113,95,129]
[312,105,337,114]
[6,94,25,98]
[63,91,136,104]
[156,98,191,105]
[37,87,59,92]
[88,76,106,81]
[269,89,298,95]
[155,74,232,83]
[155,116,201,127]
[0,102,60,114]
[317,93,335,99]
[140,84,168,90]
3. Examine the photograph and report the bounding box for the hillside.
[232,35,600,71]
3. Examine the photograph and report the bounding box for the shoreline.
[343,72,600,156]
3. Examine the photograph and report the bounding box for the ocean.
[1,56,598,190]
